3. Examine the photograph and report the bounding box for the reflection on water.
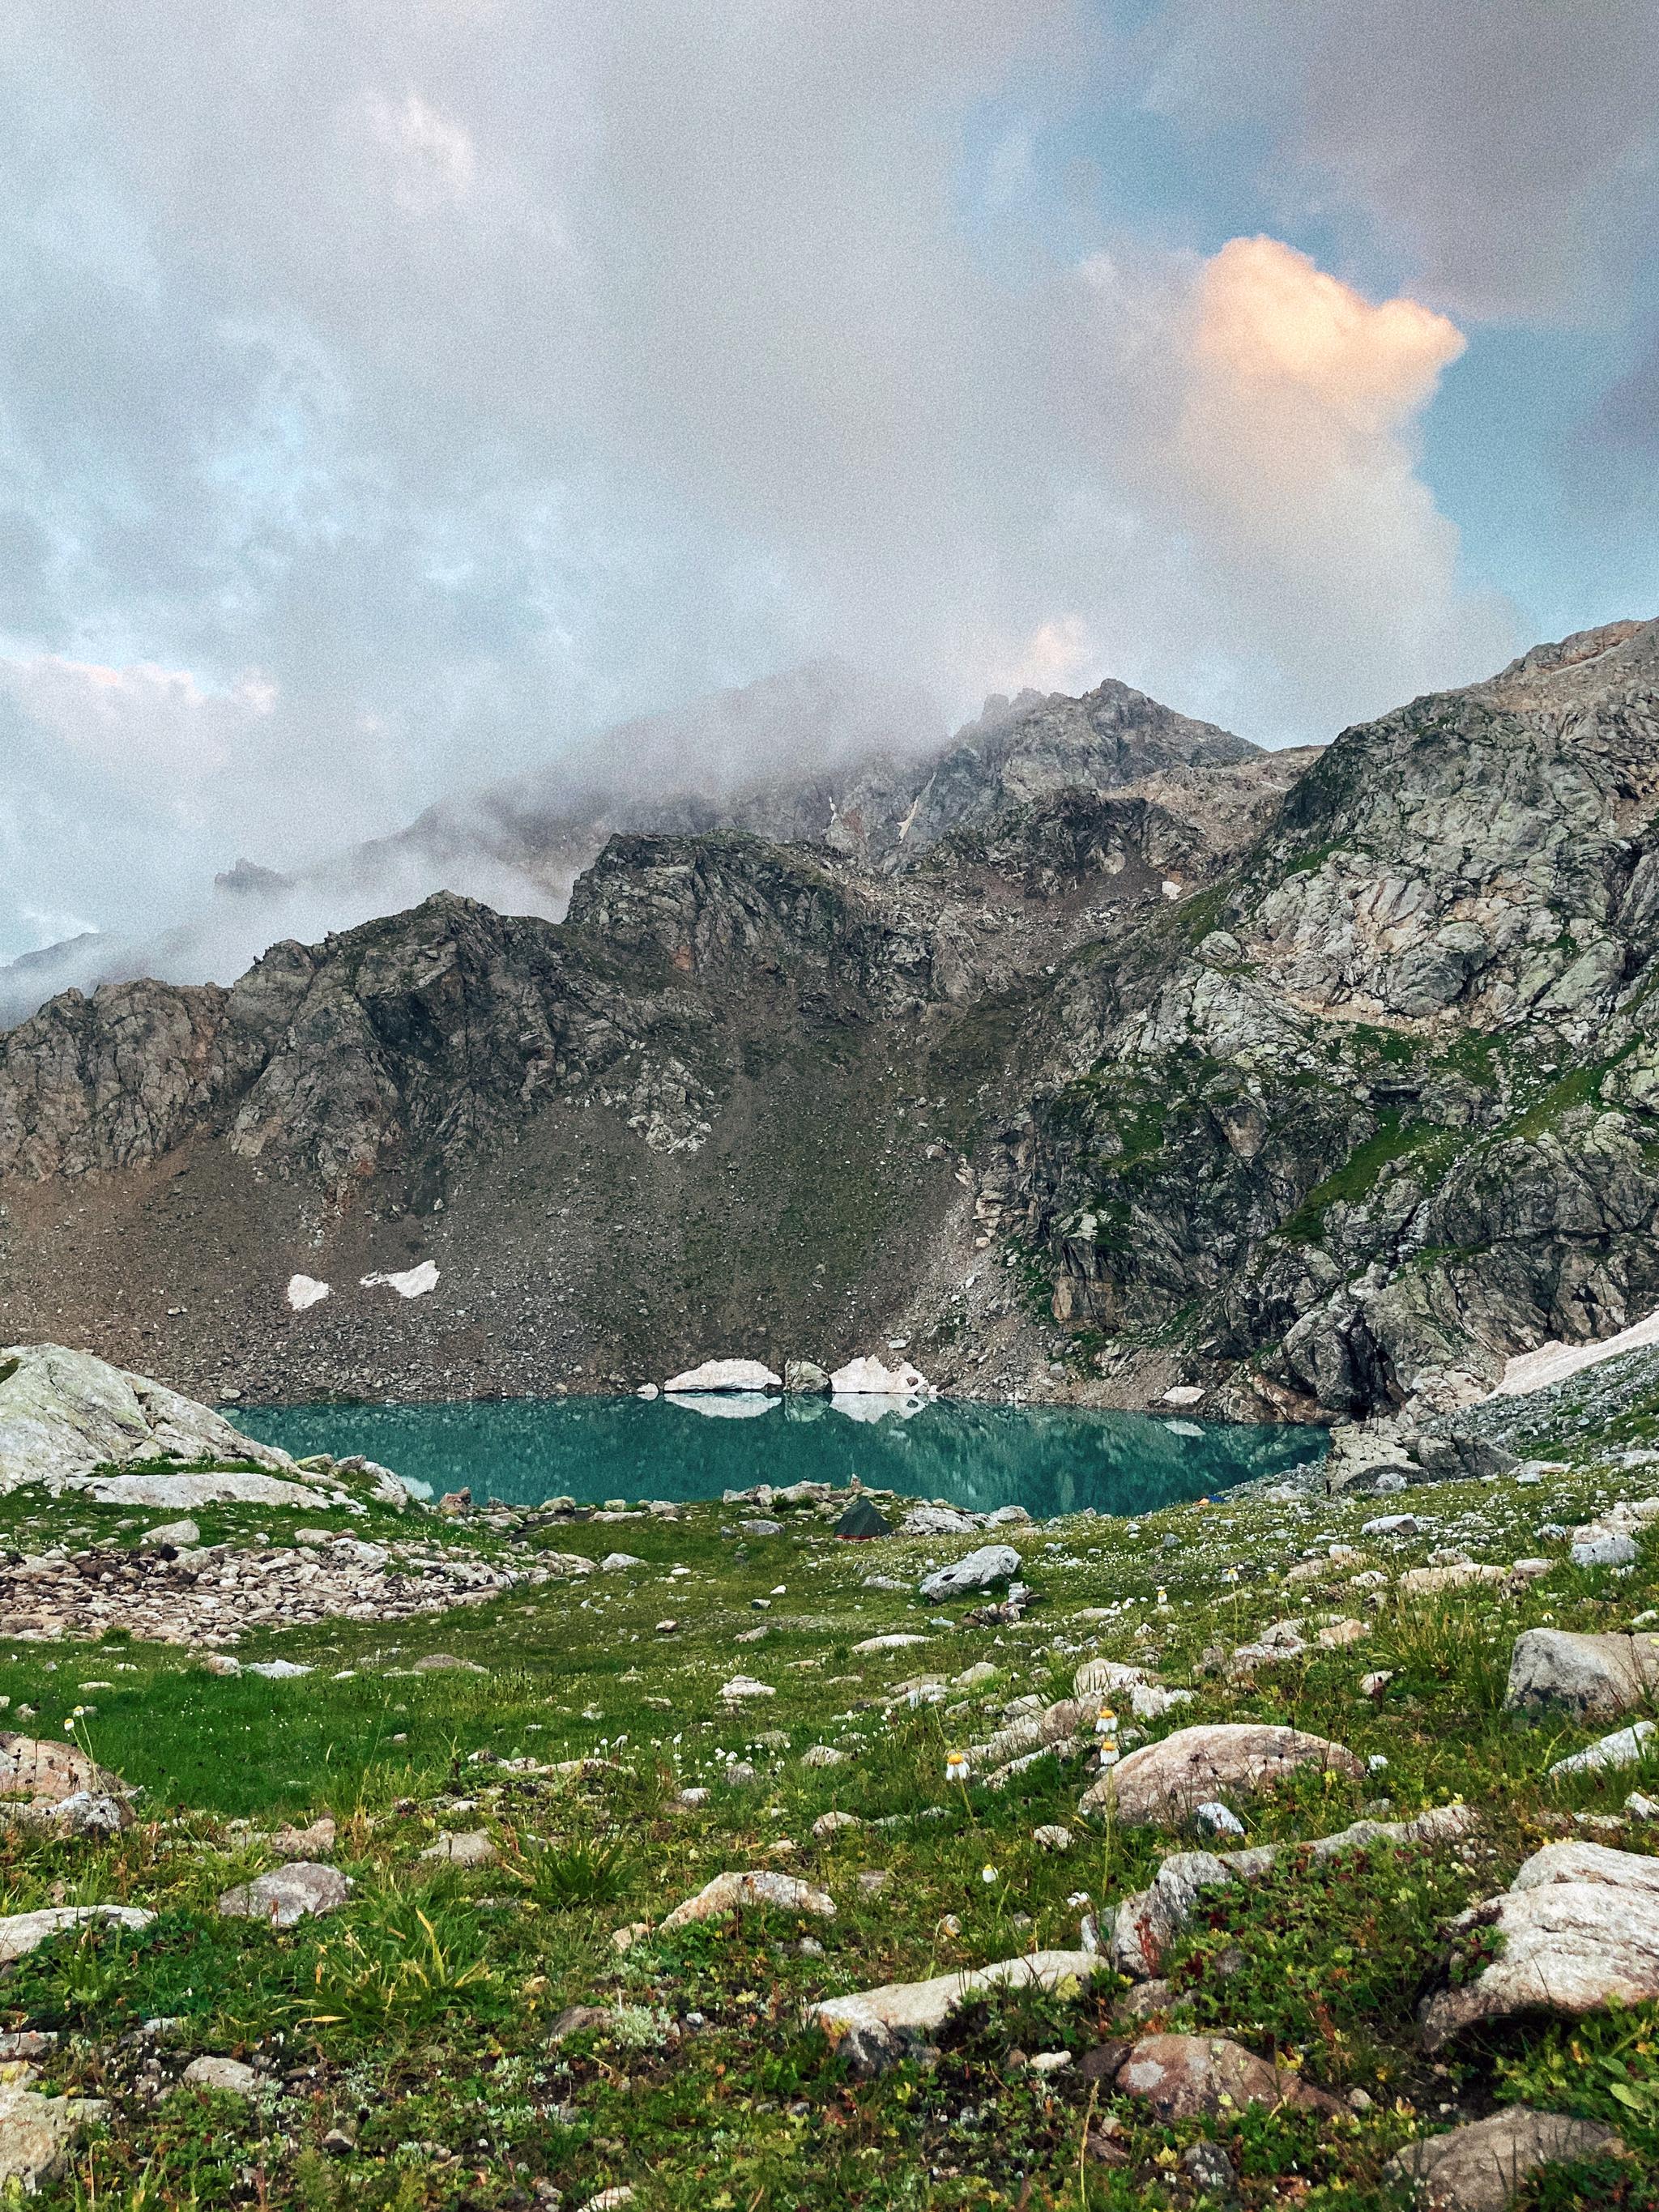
[232,1394,1325,1521]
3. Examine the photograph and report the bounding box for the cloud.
[0,2,1542,982]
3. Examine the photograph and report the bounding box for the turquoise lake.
[231,1396,1324,1521]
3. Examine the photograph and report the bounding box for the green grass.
[1276,1113,1461,1242]
[0,1455,1653,2205]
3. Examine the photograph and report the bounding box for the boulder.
[811,1950,1102,2073]
[1421,1842,1659,2049]
[0,2082,107,2193]
[218,1862,351,1928]
[142,1519,201,1547]
[661,1870,834,1929]
[663,1359,781,1393]
[1114,2035,1340,2120]
[783,1360,832,1395]
[0,1905,155,1964]
[1081,1724,1363,1826]
[1382,2108,1624,2210]
[181,2056,258,2098]
[1503,1629,1659,1722]
[919,1544,1021,1604]
[812,1811,864,1839]
[830,1355,934,1396]
[0,1734,128,1807]
[600,1553,646,1573]
[902,1507,980,1536]
[0,1341,296,1494]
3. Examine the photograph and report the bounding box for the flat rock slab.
[812,1950,1102,2073]
[1422,1843,1659,2050]
[1549,1720,1656,1776]
[919,1545,1021,1604]
[1383,2107,1625,2209]
[1115,2034,1341,2120]
[90,1471,329,1511]
[420,1830,497,1867]
[218,1862,351,1928]
[270,1817,336,1859]
[0,1905,155,1964]
[1504,1629,1659,1722]
[0,2082,107,2193]
[0,1733,128,1805]
[662,1871,834,1929]
[1081,1724,1363,1826]
[181,2056,258,2097]
[412,1654,489,1673]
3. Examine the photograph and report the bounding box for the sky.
[2,0,1657,966]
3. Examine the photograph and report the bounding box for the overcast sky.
[3,1,1657,961]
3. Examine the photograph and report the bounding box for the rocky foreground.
[0,1355,1649,2203]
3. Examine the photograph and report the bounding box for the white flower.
[981,1865,997,1885]
[1368,1754,1388,1771]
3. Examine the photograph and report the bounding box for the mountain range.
[2,618,1655,1426]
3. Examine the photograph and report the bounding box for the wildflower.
[1156,1587,1169,1606]
[981,1865,997,1886]
[945,1749,970,1783]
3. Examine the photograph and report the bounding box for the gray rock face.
[919,1544,1021,1602]
[0,2082,108,2193]
[217,1862,351,1928]
[1081,1724,1364,1826]
[0,1344,295,1495]
[1108,1852,1232,1980]
[181,2056,258,2098]
[1503,1628,1659,1722]
[1382,2108,1624,2210]
[1420,1841,1659,2049]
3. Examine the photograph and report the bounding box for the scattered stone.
[0,2079,108,2193]
[218,1863,351,1928]
[902,1507,980,1537]
[1115,2035,1340,2120]
[0,1905,155,1963]
[919,1545,1021,1604]
[783,1360,831,1395]
[1027,2050,1071,2075]
[953,1662,998,1688]
[801,1746,848,1768]
[852,1634,931,1654]
[600,1554,646,1573]
[661,1871,834,1929]
[1548,1721,1657,1777]
[812,1950,1102,2073]
[1180,2142,1237,2200]
[1383,2108,1624,2210]
[858,1871,889,1894]
[181,2056,258,2097]
[1033,1825,1072,1852]
[1400,1563,1507,1595]
[1572,1531,1640,1568]
[812,1811,863,1840]
[1081,1724,1363,1826]
[270,1816,336,1859]
[720,1676,775,1701]
[1110,1852,1232,1980]
[420,1831,497,1867]
[412,1654,488,1673]
[142,1519,200,1548]
[1504,1628,1659,1723]
[1196,1801,1246,1839]
[0,1733,129,1808]
[245,1660,314,1681]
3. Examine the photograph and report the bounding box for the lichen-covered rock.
[1503,1629,1659,1723]
[661,1871,834,1929]
[919,1545,1021,1603]
[1081,1724,1363,1826]
[1383,2108,1624,2209]
[1114,2035,1340,2120]
[0,2081,107,2192]
[0,1905,155,1963]
[218,1862,351,1928]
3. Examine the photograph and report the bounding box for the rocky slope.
[4,620,1659,1422]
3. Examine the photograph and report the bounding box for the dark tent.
[834,1498,893,1541]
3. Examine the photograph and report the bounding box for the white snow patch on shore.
[286,1276,330,1312]
[360,1261,439,1298]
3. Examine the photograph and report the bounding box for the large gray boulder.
[1080,1724,1363,1827]
[1503,1628,1659,1723]
[1383,2108,1624,2208]
[919,1544,1021,1603]
[1421,1841,1659,2050]
[0,1343,296,1494]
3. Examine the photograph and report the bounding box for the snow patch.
[360,1260,439,1299]
[286,1276,330,1312]
[1491,1306,1659,1399]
